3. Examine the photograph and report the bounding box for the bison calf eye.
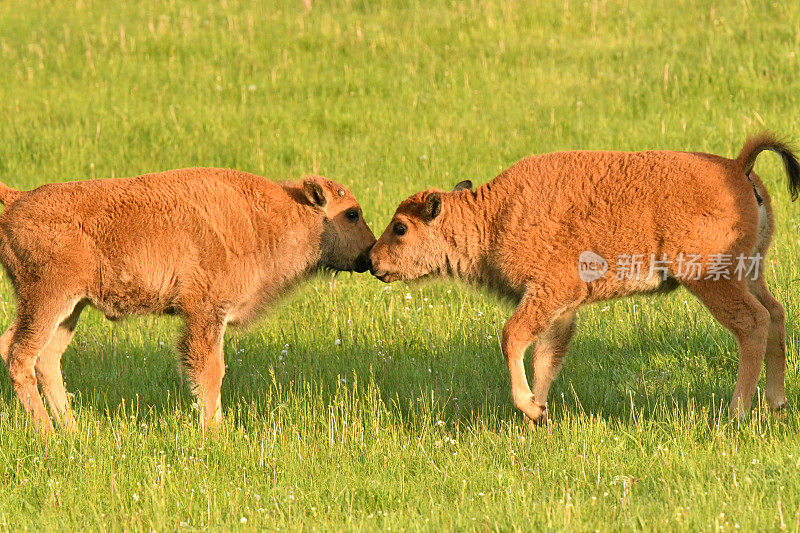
[345,209,359,222]
[393,223,407,236]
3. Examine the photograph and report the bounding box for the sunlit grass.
[1,0,799,530]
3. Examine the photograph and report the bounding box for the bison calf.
[0,168,376,431]
[370,133,798,426]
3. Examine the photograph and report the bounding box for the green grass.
[1,0,800,530]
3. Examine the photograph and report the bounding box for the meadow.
[1,0,799,530]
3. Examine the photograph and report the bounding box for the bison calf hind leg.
[686,278,771,418]
[748,276,787,411]
[178,312,227,429]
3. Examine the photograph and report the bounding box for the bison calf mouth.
[369,268,397,283]
[353,251,372,273]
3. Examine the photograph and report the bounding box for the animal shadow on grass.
[0,316,779,431]
[228,319,787,432]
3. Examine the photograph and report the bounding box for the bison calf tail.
[737,132,800,201]
[0,182,22,205]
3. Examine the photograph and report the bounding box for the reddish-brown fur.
[371,133,799,426]
[0,168,376,432]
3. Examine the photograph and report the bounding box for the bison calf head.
[303,177,376,273]
[371,181,473,283]
[369,191,450,282]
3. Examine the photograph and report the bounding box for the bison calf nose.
[353,251,372,273]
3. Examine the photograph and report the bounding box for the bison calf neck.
[371,133,799,426]
[0,168,376,432]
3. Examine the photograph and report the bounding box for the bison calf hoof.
[770,398,788,411]
[33,416,55,435]
[523,405,549,429]
[770,400,788,420]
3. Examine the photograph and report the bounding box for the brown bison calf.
[0,168,376,432]
[370,133,798,426]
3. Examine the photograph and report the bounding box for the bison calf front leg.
[502,295,570,427]
[5,296,81,433]
[531,309,576,410]
[178,313,227,429]
[35,303,86,430]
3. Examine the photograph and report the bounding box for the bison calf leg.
[0,319,52,430]
[178,313,227,429]
[531,310,577,412]
[687,278,770,418]
[502,294,575,426]
[0,319,17,365]
[5,294,80,433]
[35,302,85,430]
[748,276,787,411]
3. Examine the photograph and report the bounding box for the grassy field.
[1,0,799,530]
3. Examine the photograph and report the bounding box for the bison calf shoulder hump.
[0,167,376,431]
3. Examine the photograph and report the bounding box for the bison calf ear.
[423,192,441,221]
[452,180,472,192]
[303,179,327,208]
